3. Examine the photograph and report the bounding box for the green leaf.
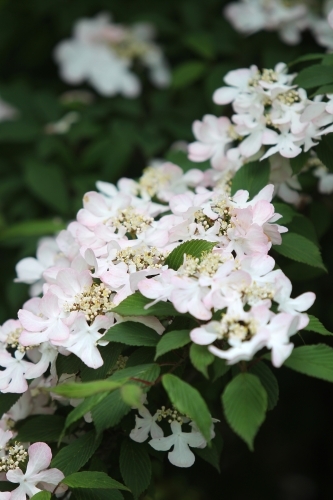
[162,374,212,442]
[290,151,310,175]
[315,134,333,172]
[16,415,65,442]
[64,393,109,433]
[289,53,325,67]
[231,159,270,199]
[108,363,160,384]
[91,390,130,434]
[51,431,102,476]
[194,439,221,472]
[71,490,123,500]
[31,492,51,500]
[56,353,84,378]
[120,384,143,407]
[103,322,160,347]
[120,439,152,499]
[62,472,129,491]
[155,330,190,359]
[213,358,231,381]
[24,161,70,215]
[81,343,123,382]
[47,379,125,398]
[313,84,333,96]
[189,344,215,378]
[286,215,318,246]
[0,392,21,418]
[0,219,66,242]
[249,362,279,411]
[283,344,333,382]
[304,315,333,336]
[273,203,296,225]
[183,32,216,59]
[273,233,326,270]
[164,240,216,270]
[293,65,333,89]
[111,293,181,317]
[222,373,267,450]
[172,61,206,88]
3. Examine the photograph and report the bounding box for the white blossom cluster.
[0,158,315,469]
[224,0,333,50]
[188,62,333,202]
[54,12,170,97]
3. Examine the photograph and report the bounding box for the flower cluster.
[0,63,320,475]
[224,0,333,51]
[54,12,170,97]
[189,61,333,202]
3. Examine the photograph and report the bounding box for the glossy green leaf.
[103,322,160,347]
[111,293,181,317]
[120,439,151,499]
[304,315,333,336]
[293,65,333,89]
[283,344,333,382]
[155,330,190,359]
[273,233,326,270]
[165,240,216,270]
[62,472,129,491]
[162,374,212,442]
[51,431,102,476]
[231,159,270,199]
[189,343,215,378]
[222,373,267,450]
[249,362,279,411]
[16,415,65,442]
[31,492,51,500]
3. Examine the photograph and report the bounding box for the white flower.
[130,406,164,443]
[6,442,64,499]
[149,421,206,468]
[54,13,169,97]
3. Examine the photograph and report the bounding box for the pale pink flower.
[188,115,234,168]
[6,442,64,499]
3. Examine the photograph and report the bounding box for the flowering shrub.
[2,0,333,498]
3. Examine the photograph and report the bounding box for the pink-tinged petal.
[271,342,294,368]
[32,468,64,486]
[190,327,217,345]
[224,68,251,87]
[26,442,52,476]
[18,310,45,332]
[262,128,280,145]
[0,493,11,500]
[252,200,274,226]
[213,86,238,105]
[40,292,61,318]
[188,142,213,163]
